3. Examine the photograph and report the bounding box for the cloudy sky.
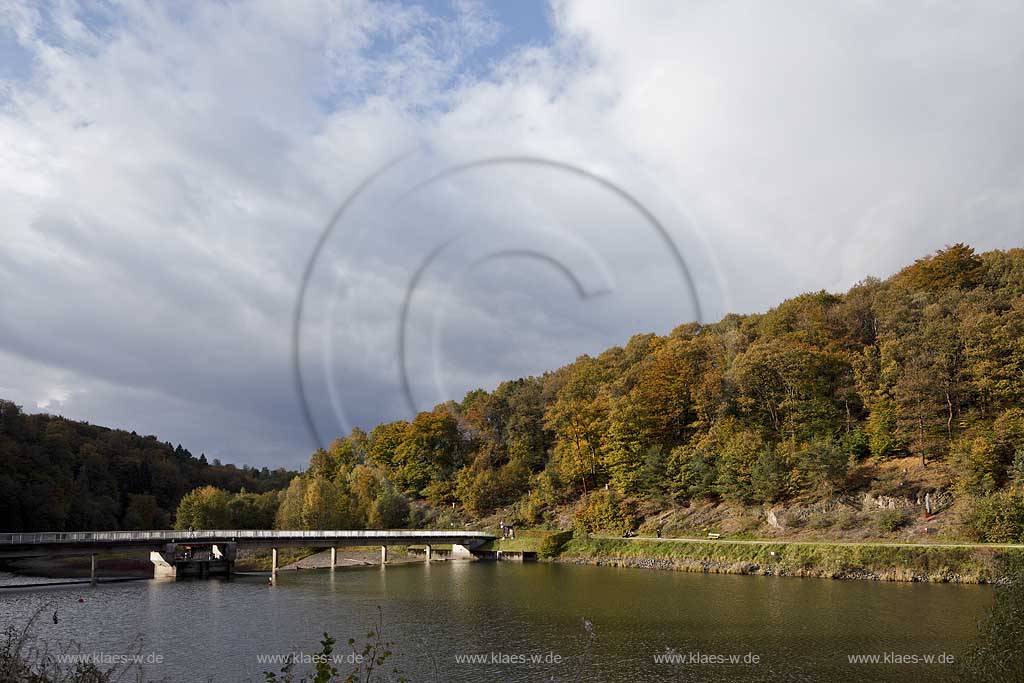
[2,1,1023,469]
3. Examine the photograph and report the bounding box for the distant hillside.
[0,402,295,532]
[276,244,1024,543]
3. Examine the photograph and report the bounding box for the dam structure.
[0,529,496,582]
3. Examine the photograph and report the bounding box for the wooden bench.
[707,533,721,540]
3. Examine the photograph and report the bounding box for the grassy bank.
[480,528,551,552]
[552,536,1024,583]
[482,527,1024,583]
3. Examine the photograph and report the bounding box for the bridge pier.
[424,544,432,562]
[450,543,475,559]
[90,553,97,585]
[330,547,337,569]
[380,545,388,565]
[271,548,278,575]
[150,551,176,579]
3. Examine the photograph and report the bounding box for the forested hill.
[0,402,295,532]
[270,244,1024,540]
[9,244,1024,539]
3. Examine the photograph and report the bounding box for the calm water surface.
[0,562,991,682]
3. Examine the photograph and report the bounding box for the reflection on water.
[0,563,991,682]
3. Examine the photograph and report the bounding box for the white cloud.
[1,0,1022,464]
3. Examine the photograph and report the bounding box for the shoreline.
[541,536,1023,584]
[4,535,1020,586]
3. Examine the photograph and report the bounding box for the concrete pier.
[424,544,432,562]
[149,542,235,579]
[90,553,96,585]
[271,547,278,574]
[380,545,388,565]
[330,547,337,569]
[150,551,175,578]
[450,543,475,559]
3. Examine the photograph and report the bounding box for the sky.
[1,0,1023,470]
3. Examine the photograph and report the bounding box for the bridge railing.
[0,530,493,545]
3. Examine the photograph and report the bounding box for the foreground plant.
[959,554,1024,681]
[0,605,152,683]
[263,607,408,683]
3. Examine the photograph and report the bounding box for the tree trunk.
[918,416,927,467]
[946,391,954,439]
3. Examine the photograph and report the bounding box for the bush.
[792,439,849,497]
[968,493,1024,543]
[519,490,547,525]
[667,443,718,501]
[876,509,907,533]
[952,436,1003,495]
[959,555,1024,681]
[807,512,833,530]
[537,530,574,558]
[866,397,908,459]
[835,509,862,531]
[572,490,637,534]
[750,448,790,503]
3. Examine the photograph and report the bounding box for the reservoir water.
[0,562,991,682]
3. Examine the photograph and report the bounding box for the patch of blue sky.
[314,0,554,114]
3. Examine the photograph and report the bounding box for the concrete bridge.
[0,530,495,582]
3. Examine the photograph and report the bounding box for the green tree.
[714,428,766,503]
[123,494,162,530]
[791,438,848,497]
[392,409,463,497]
[544,359,609,495]
[750,447,790,503]
[275,478,309,530]
[174,486,232,529]
[367,421,409,472]
[228,489,279,529]
[369,488,410,528]
[301,478,352,530]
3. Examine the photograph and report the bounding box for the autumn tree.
[174,486,232,529]
[543,358,609,495]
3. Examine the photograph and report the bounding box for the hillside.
[0,402,295,532]
[13,244,1024,543]
[273,244,1024,543]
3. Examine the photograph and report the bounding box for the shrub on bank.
[572,491,638,535]
[537,530,574,558]
[968,492,1024,543]
[876,509,907,533]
